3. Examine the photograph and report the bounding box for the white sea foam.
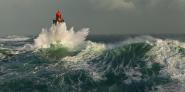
[147,39,185,82]
[0,35,30,42]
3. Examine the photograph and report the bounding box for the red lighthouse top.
[53,10,64,24]
[56,10,62,20]
[56,10,62,18]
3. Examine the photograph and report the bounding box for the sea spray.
[34,23,89,50]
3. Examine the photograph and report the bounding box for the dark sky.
[0,0,185,36]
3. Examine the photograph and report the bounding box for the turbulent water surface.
[1,24,185,92]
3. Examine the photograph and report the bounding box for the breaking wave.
[0,23,185,92]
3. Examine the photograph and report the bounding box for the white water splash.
[34,23,89,50]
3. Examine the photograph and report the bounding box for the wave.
[0,18,174,91]
[62,41,106,62]
[0,35,30,42]
[1,36,185,92]
[148,39,185,81]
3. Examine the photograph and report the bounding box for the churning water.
[0,23,185,92]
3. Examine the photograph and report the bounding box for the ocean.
[0,34,185,92]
